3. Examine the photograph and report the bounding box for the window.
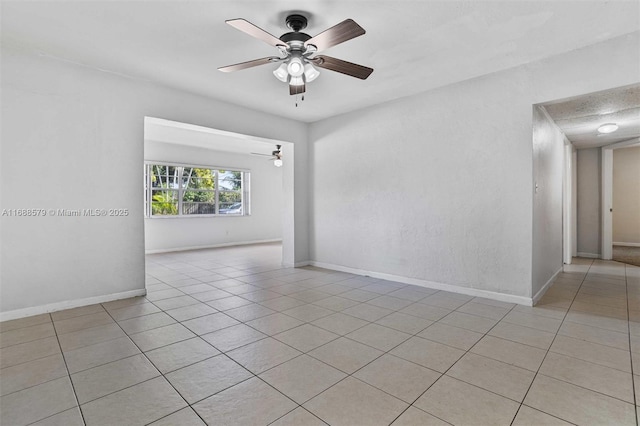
[144,163,249,217]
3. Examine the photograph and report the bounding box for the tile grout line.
[209,297,379,422]
[160,268,375,424]
[1,316,110,422]
[0,326,134,398]
[509,259,594,426]
[3,283,258,423]
[511,260,593,425]
[49,312,88,426]
[386,296,521,425]
[9,250,632,426]
[113,272,341,424]
[231,291,448,425]
[624,264,638,426]
[97,305,212,425]
[155,273,541,425]
[0,331,75,426]
[0,336,60,370]
[20,288,591,426]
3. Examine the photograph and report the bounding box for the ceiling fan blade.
[226,19,286,48]
[290,83,306,96]
[311,55,373,80]
[218,57,280,73]
[250,152,274,157]
[304,19,365,52]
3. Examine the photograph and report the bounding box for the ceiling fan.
[251,144,283,167]
[218,14,373,97]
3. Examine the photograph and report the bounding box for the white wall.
[2,31,638,317]
[576,148,602,257]
[310,70,534,300]
[532,106,565,298]
[309,33,639,302]
[572,149,578,257]
[613,146,640,245]
[144,141,283,252]
[0,45,308,319]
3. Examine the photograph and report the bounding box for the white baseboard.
[577,252,600,259]
[309,261,533,306]
[532,267,562,305]
[145,239,282,254]
[0,289,147,322]
[613,242,640,247]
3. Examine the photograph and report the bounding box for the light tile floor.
[1,243,639,425]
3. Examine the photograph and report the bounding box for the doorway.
[602,139,640,265]
[142,117,296,270]
[540,84,640,266]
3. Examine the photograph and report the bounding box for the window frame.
[144,161,250,218]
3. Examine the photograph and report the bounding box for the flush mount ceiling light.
[218,14,373,102]
[598,123,619,134]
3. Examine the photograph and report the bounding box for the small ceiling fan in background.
[251,144,283,167]
[219,14,373,99]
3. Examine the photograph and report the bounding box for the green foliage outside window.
[151,191,178,215]
[145,165,246,216]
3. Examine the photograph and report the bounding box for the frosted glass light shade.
[289,76,304,86]
[287,58,304,77]
[273,63,288,82]
[304,64,320,82]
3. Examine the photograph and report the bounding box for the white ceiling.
[1,1,639,123]
[543,84,640,149]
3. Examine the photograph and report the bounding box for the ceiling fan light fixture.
[304,63,320,82]
[273,63,289,82]
[274,158,283,167]
[597,123,619,134]
[220,15,373,98]
[289,76,304,86]
[287,57,305,77]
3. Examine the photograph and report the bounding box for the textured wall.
[0,46,308,316]
[310,34,639,301]
[532,107,565,297]
[311,68,535,299]
[613,146,640,244]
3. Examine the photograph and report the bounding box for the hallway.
[614,245,640,268]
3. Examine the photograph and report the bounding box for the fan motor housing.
[281,14,311,47]
[280,32,311,44]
